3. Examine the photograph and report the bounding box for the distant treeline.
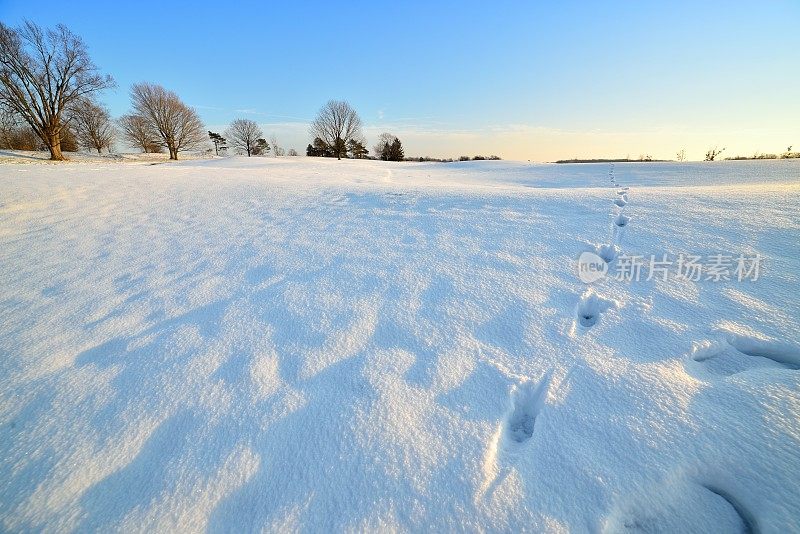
[399,155,501,162]
[725,151,800,161]
[555,158,669,164]
[558,147,800,164]
[460,155,501,161]
[557,154,800,164]
[2,21,511,163]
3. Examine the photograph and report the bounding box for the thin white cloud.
[233,108,265,116]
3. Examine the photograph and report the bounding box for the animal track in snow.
[595,243,620,263]
[614,213,631,228]
[505,371,553,444]
[688,332,800,377]
[478,369,558,499]
[574,289,616,330]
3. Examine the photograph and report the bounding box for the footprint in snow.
[595,243,620,263]
[574,289,616,330]
[478,369,558,499]
[614,196,628,208]
[688,332,800,378]
[614,213,631,228]
[505,371,553,444]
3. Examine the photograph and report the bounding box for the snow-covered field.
[1,156,799,532]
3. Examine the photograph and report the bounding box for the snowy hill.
[1,157,798,532]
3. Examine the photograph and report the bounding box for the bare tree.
[373,132,396,160]
[129,82,205,160]
[269,133,283,157]
[9,127,40,150]
[118,113,161,153]
[0,21,114,160]
[0,105,41,150]
[704,146,725,161]
[0,105,18,149]
[676,148,686,162]
[70,98,114,154]
[310,100,362,160]
[226,118,263,156]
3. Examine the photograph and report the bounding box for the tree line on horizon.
[305,121,405,162]
[0,20,293,161]
[0,21,457,163]
[8,21,792,164]
[0,21,507,163]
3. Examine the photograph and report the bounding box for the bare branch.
[225,118,264,157]
[129,82,205,160]
[309,100,362,160]
[69,97,114,154]
[118,113,161,153]
[0,21,114,160]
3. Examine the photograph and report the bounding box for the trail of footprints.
[489,167,630,477]
[601,166,795,529]
[484,167,628,494]
[487,164,794,526]
[575,163,631,330]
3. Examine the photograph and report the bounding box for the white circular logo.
[577,252,608,283]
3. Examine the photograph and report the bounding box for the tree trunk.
[169,146,178,160]
[47,133,65,161]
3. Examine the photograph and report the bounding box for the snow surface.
[1,156,799,532]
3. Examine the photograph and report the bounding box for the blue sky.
[2,0,798,160]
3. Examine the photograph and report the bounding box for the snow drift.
[1,156,798,532]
